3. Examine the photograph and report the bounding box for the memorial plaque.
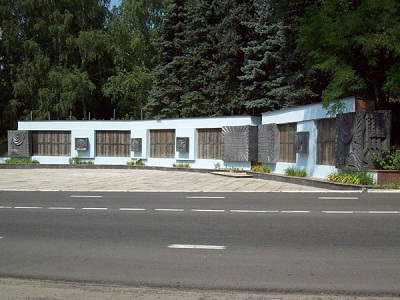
[131,138,142,152]
[258,124,279,163]
[8,130,31,157]
[176,137,189,153]
[75,138,89,151]
[295,132,309,154]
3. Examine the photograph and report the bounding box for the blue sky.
[110,0,121,8]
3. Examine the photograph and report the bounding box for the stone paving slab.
[0,169,331,192]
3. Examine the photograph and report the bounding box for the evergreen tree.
[145,0,188,119]
[240,1,317,114]
[146,0,255,118]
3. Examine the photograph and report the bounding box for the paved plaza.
[0,168,333,192]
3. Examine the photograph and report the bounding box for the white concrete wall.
[10,99,357,178]
[17,116,261,170]
[262,97,355,178]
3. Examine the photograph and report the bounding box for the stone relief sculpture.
[8,130,31,157]
[335,111,391,170]
[131,138,142,152]
[258,124,279,163]
[75,138,89,151]
[176,137,189,153]
[222,126,258,162]
[295,132,309,154]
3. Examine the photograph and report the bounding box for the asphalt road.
[1,191,399,296]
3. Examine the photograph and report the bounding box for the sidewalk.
[0,167,338,192]
[1,278,397,300]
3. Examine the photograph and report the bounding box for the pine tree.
[146,0,256,118]
[240,0,317,115]
[145,0,188,118]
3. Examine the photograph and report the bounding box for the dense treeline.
[1,0,399,139]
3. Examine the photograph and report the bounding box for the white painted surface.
[11,98,360,178]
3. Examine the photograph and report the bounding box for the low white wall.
[263,98,355,178]
[9,99,357,178]
[16,116,260,170]
[261,97,355,124]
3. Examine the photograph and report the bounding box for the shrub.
[127,159,145,166]
[284,166,307,177]
[69,157,93,165]
[173,163,190,168]
[4,158,39,164]
[373,147,400,170]
[327,169,375,185]
[252,164,271,173]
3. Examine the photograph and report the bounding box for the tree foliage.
[297,0,400,109]
[1,0,399,139]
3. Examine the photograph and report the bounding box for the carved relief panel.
[75,138,89,151]
[258,124,279,163]
[176,137,189,153]
[335,111,391,170]
[295,132,309,154]
[8,130,31,157]
[131,138,142,152]
[222,126,257,162]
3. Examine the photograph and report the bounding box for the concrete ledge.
[211,171,253,178]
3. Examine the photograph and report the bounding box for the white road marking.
[191,209,225,212]
[322,210,399,214]
[186,197,225,199]
[168,244,226,250]
[0,206,12,209]
[322,211,354,214]
[281,211,310,213]
[230,210,269,213]
[369,211,399,214]
[318,197,359,200]
[0,237,3,239]
[14,206,42,209]
[47,207,76,210]
[70,195,103,198]
[119,208,146,211]
[155,208,184,212]
[81,207,108,210]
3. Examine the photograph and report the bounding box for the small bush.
[327,169,375,185]
[252,164,271,173]
[173,163,190,168]
[4,158,39,164]
[127,159,145,166]
[284,166,307,177]
[373,147,400,170]
[69,157,93,165]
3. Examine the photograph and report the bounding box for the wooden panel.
[278,123,296,163]
[96,131,130,157]
[317,118,335,165]
[197,128,222,159]
[31,131,71,156]
[150,129,175,158]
